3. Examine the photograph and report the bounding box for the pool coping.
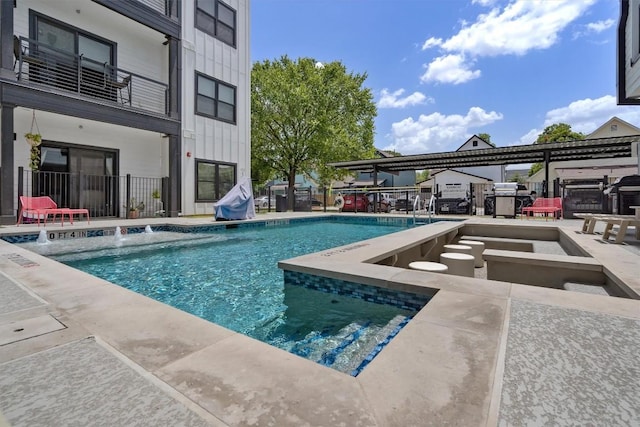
[0,213,639,426]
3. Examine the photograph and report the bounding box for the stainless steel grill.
[492,183,518,217]
[493,182,519,196]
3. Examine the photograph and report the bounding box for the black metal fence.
[18,167,167,219]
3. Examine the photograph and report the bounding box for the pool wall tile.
[283,270,431,312]
[0,215,460,244]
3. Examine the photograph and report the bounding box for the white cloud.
[421,0,596,84]
[586,19,615,33]
[420,54,481,85]
[442,1,595,56]
[377,88,432,109]
[543,95,640,134]
[514,128,541,145]
[574,18,615,39]
[513,95,640,145]
[383,107,503,154]
[421,37,442,50]
[472,0,498,6]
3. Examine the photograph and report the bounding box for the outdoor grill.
[492,182,518,218]
[605,174,640,215]
[562,179,607,219]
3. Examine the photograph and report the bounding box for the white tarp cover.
[214,176,256,220]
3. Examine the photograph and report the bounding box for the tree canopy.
[251,56,377,208]
[477,133,494,147]
[416,170,430,183]
[528,123,585,176]
[535,123,585,144]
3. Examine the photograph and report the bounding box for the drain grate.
[3,253,39,268]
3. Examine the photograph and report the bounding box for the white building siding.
[15,0,168,85]
[181,0,251,215]
[432,170,491,197]
[12,109,166,210]
[455,165,504,183]
[453,136,504,182]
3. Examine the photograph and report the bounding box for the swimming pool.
[19,219,433,375]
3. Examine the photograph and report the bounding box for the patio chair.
[110,74,131,105]
[13,35,44,69]
[17,196,90,227]
[17,196,65,227]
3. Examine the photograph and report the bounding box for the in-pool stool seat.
[408,261,449,274]
[439,253,475,277]
[457,240,486,268]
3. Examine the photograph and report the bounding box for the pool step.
[287,315,411,376]
[319,315,409,375]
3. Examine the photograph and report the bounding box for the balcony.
[14,36,169,117]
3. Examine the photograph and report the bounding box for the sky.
[251,0,640,160]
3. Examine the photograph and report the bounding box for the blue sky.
[251,0,639,156]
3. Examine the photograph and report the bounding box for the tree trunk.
[287,170,296,211]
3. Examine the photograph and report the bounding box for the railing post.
[77,54,83,95]
[405,190,409,215]
[126,173,132,215]
[162,176,169,217]
[17,167,24,198]
[78,172,84,209]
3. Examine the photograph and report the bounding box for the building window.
[196,73,236,123]
[472,140,478,147]
[611,124,618,132]
[195,0,236,47]
[196,160,236,201]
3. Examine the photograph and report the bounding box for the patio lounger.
[17,196,89,227]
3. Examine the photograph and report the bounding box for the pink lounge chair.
[17,196,90,227]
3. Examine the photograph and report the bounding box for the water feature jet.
[145,225,153,234]
[37,230,50,245]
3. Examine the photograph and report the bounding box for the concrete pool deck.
[0,213,638,426]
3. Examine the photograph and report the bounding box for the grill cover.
[214,176,256,220]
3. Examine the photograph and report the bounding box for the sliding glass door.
[38,144,118,217]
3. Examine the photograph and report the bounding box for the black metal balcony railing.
[138,0,171,14]
[14,36,169,116]
[18,167,168,219]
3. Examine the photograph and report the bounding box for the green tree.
[508,173,525,184]
[416,170,430,183]
[528,123,585,176]
[251,56,376,209]
[381,149,402,157]
[478,133,494,147]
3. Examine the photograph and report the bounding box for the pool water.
[23,221,424,375]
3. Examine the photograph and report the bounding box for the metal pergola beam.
[328,135,640,172]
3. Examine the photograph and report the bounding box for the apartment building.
[0,0,250,223]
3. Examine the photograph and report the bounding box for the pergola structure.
[328,135,640,197]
